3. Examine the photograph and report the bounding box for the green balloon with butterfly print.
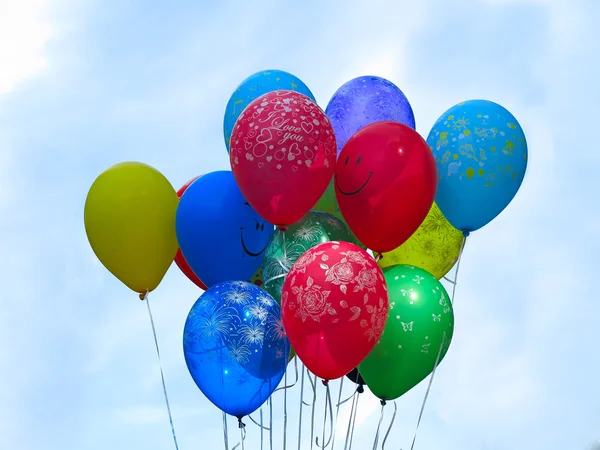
[359,264,454,401]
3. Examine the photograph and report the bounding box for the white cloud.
[0,0,55,97]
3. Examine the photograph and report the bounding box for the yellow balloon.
[84,162,179,294]
[378,203,464,279]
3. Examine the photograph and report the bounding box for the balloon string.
[298,363,306,450]
[342,391,357,450]
[142,292,179,450]
[248,412,270,431]
[269,397,274,450]
[304,369,316,406]
[450,236,467,306]
[344,391,360,450]
[330,377,345,450]
[283,369,288,450]
[223,412,229,450]
[316,382,334,448]
[409,331,448,450]
[231,420,246,450]
[381,401,397,450]
[261,408,264,450]
[372,401,387,450]
[310,374,318,449]
[276,355,299,392]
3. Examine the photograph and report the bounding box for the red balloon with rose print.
[229,90,337,227]
[281,241,389,381]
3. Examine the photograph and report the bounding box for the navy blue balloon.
[176,171,274,288]
[325,76,415,156]
[183,281,290,417]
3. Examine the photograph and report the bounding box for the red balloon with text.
[230,91,336,227]
[281,241,389,381]
[174,176,208,290]
[335,121,437,253]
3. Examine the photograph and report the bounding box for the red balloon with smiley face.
[230,90,336,227]
[335,121,437,253]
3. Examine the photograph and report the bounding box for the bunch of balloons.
[84,70,527,420]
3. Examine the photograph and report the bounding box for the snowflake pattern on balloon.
[183,281,290,373]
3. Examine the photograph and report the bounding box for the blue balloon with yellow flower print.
[426,100,527,234]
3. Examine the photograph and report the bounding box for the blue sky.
[0,0,599,449]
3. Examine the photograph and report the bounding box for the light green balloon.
[312,180,366,249]
[359,264,454,400]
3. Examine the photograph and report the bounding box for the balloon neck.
[237,416,246,428]
[380,399,387,406]
[375,252,383,262]
[279,226,287,232]
[462,230,470,237]
[357,385,364,394]
[322,379,329,386]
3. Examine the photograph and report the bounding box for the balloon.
[312,180,366,249]
[176,171,274,288]
[326,76,415,156]
[281,241,389,381]
[262,212,331,303]
[427,100,527,233]
[230,90,336,227]
[224,70,315,152]
[378,203,464,280]
[84,162,178,294]
[173,176,208,290]
[346,367,366,387]
[335,121,437,253]
[263,211,357,303]
[183,281,289,417]
[360,265,454,400]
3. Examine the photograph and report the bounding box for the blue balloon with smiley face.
[176,171,275,288]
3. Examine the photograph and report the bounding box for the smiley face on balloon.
[335,121,437,253]
[176,171,275,288]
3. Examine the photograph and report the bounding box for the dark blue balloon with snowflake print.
[183,281,290,418]
[325,76,415,156]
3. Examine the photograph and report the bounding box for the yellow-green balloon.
[84,162,179,295]
[359,265,454,401]
[378,203,463,279]
[312,179,366,249]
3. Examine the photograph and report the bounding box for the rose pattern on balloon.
[289,276,334,322]
[282,242,388,343]
[281,241,389,380]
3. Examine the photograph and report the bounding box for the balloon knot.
[322,379,329,386]
[139,293,146,301]
[279,226,287,232]
[237,417,246,429]
[463,230,470,237]
[380,399,387,406]
[357,385,364,394]
[375,252,383,262]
